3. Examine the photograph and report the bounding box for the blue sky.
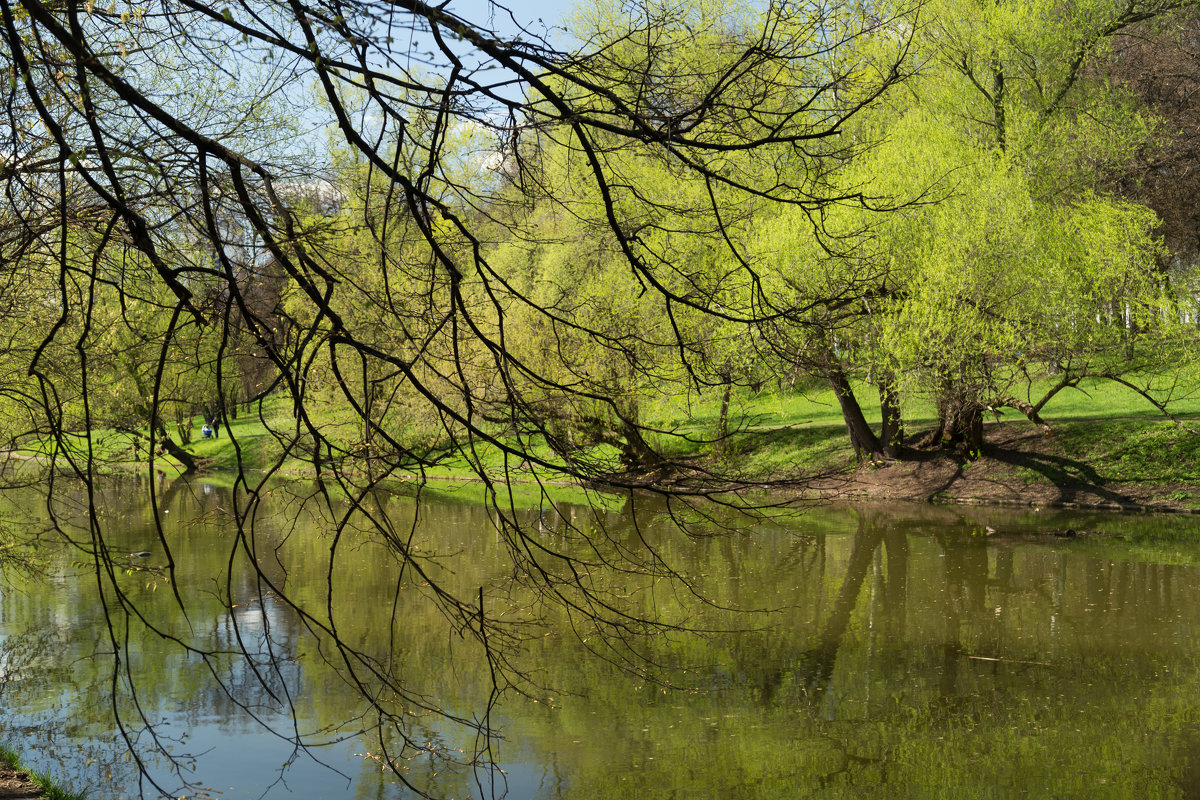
[445,0,575,40]
[289,0,579,155]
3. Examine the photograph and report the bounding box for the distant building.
[276,179,346,216]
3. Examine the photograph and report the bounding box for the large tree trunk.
[935,390,984,456]
[616,415,664,473]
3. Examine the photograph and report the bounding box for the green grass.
[0,745,87,800]
[19,372,1200,490]
[639,386,881,478]
[640,375,1200,485]
[1055,419,1200,486]
[19,394,310,478]
[1033,376,1200,421]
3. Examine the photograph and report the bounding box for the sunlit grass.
[1055,419,1200,487]
[19,371,1200,489]
[1035,375,1200,420]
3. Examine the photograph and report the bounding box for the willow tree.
[900,0,1198,450]
[873,140,1168,452]
[468,0,915,473]
[0,0,915,795]
[754,0,1197,460]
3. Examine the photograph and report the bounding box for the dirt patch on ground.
[805,423,1198,513]
[0,768,44,799]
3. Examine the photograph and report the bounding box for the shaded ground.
[809,422,1199,512]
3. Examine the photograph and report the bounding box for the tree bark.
[825,364,882,461]
[992,64,1006,152]
[616,415,664,473]
[716,373,732,458]
[878,374,905,458]
[936,391,984,456]
[990,396,1052,432]
[1031,371,1081,416]
[157,432,198,474]
[120,425,198,474]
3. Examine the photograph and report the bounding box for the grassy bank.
[642,375,1200,491]
[19,376,1200,504]
[0,745,85,800]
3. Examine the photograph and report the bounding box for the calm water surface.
[0,478,1199,798]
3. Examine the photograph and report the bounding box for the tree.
[899,0,1198,451]
[1106,15,1200,322]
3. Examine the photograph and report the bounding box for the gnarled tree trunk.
[934,390,984,457]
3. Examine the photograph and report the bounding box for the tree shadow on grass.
[985,444,1139,506]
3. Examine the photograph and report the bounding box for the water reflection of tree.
[739,508,909,710]
[504,507,1200,798]
[0,0,925,783]
[3,481,527,795]
[11,485,1200,797]
[796,510,888,703]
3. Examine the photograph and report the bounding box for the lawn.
[20,372,1200,489]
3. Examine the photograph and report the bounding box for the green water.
[0,477,1198,798]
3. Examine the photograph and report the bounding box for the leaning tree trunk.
[799,511,885,699]
[120,424,198,475]
[990,396,1052,432]
[825,364,883,462]
[153,419,198,474]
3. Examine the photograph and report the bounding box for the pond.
[0,477,1199,798]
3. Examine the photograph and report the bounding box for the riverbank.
[15,378,1200,518]
[0,766,43,799]
[0,417,1194,799]
[0,746,82,800]
[805,421,1200,514]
